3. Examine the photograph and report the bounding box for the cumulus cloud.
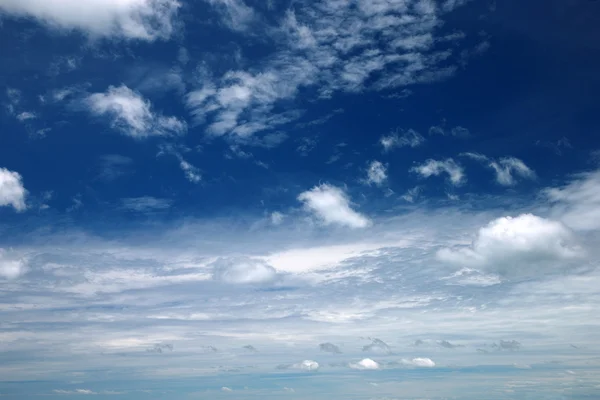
[411,158,465,185]
[186,0,474,139]
[365,161,387,186]
[461,153,535,186]
[85,85,187,139]
[298,184,371,228]
[402,357,435,367]
[319,342,342,354]
[212,257,278,284]
[380,129,425,152]
[349,358,380,370]
[437,214,581,278]
[295,360,319,371]
[0,0,180,40]
[0,167,27,211]
[545,170,600,231]
[0,249,26,280]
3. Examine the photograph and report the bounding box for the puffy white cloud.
[0,249,26,280]
[212,257,278,284]
[437,214,581,278]
[85,85,187,139]
[0,0,180,41]
[298,184,371,228]
[461,153,535,186]
[545,170,600,231]
[380,129,425,152]
[349,358,380,370]
[294,360,319,371]
[0,168,27,211]
[402,357,435,367]
[365,161,387,186]
[411,158,465,185]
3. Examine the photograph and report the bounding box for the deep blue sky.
[1,0,600,399]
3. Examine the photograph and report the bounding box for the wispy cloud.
[380,129,425,152]
[85,85,187,139]
[461,153,535,186]
[411,158,465,185]
[364,161,388,186]
[187,0,474,139]
[120,197,173,213]
[298,184,371,228]
[0,0,181,40]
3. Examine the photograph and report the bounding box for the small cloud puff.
[411,158,465,186]
[291,360,319,371]
[349,358,380,370]
[298,184,371,228]
[402,357,435,367]
[0,249,27,280]
[437,214,582,279]
[212,257,278,284]
[365,161,388,186]
[0,168,27,211]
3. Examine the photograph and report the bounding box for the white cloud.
[53,389,97,395]
[402,357,435,367]
[186,0,474,138]
[411,158,465,185]
[221,386,233,392]
[0,0,180,40]
[365,161,387,186]
[545,170,600,231]
[179,160,201,183]
[212,257,278,284]
[349,358,380,370]
[16,111,36,122]
[0,167,27,211]
[298,184,371,228]
[85,85,187,139]
[401,186,422,203]
[380,129,425,152]
[206,0,255,31]
[461,153,535,186]
[0,249,26,280]
[437,214,581,279]
[293,360,319,371]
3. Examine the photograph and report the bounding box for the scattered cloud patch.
[380,129,425,152]
[461,153,535,186]
[212,257,278,285]
[295,360,319,371]
[53,389,97,395]
[411,158,465,186]
[221,386,233,392]
[365,161,387,186]
[362,338,392,354]
[16,111,36,122]
[85,85,187,139]
[298,184,371,228]
[492,340,522,351]
[428,124,470,138]
[319,342,342,354]
[349,358,380,370]
[401,186,422,203]
[402,357,435,367]
[0,0,180,40]
[0,168,27,211]
[437,214,581,279]
[270,211,285,225]
[97,155,133,182]
[179,159,201,183]
[147,343,173,353]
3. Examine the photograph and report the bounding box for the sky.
[1,0,600,398]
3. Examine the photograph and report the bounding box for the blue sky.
[1,0,600,398]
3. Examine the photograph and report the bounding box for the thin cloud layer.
[437,214,581,279]
[298,184,371,228]
[0,167,27,211]
[0,0,180,40]
[85,85,187,139]
[380,129,425,152]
